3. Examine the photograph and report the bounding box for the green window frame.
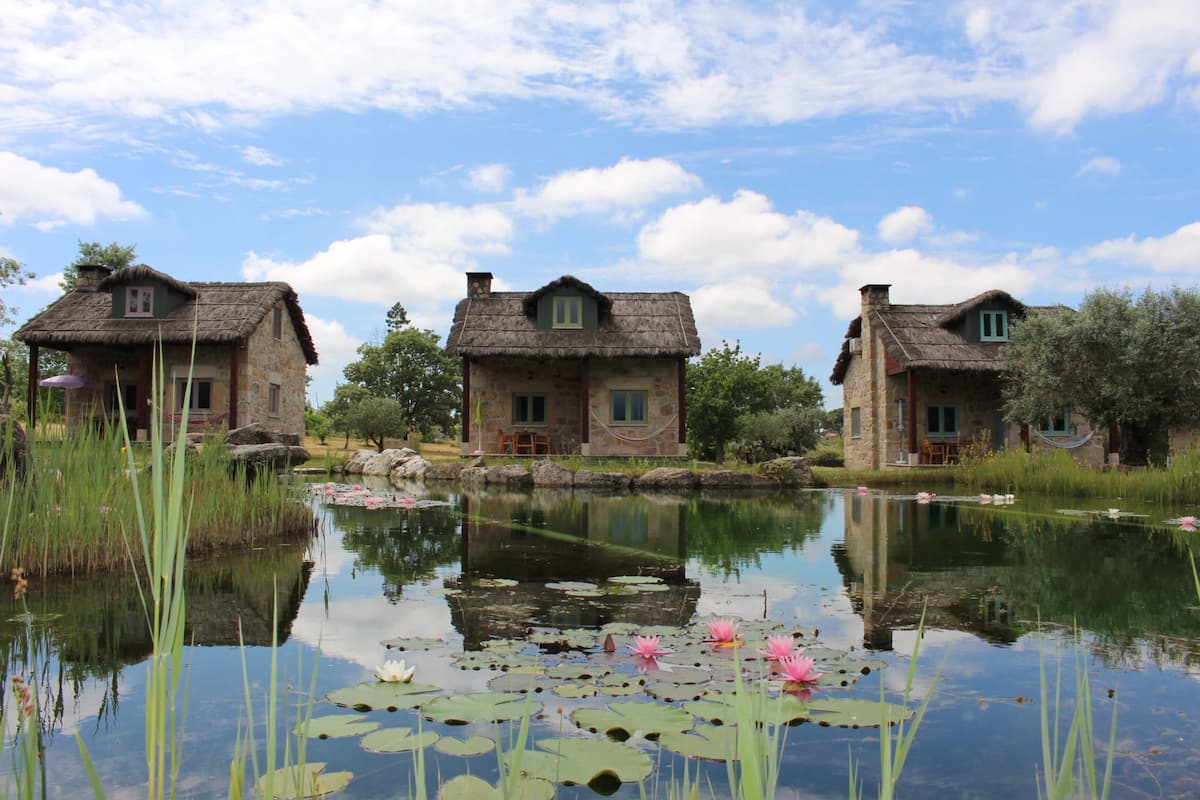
[926,403,958,436]
[610,390,647,425]
[176,378,213,412]
[512,394,547,425]
[980,310,1008,341]
[552,296,582,329]
[850,407,862,438]
[126,286,153,317]
[1041,407,1070,435]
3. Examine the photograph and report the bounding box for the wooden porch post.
[461,359,471,445]
[136,346,150,435]
[580,358,590,450]
[1108,423,1120,466]
[906,370,916,460]
[25,345,38,430]
[228,343,240,430]
[678,357,687,445]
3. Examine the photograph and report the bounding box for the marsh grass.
[960,448,1200,503]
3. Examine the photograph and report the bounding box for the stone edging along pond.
[332,447,816,491]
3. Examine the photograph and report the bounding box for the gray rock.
[0,416,29,483]
[425,462,465,481]
[225,423,277,446]
[463,456,485,469]
[392,456,431,480]
[573,469,632,490]
[230,443,310,473]
[698,469,756,488]
[357,448,413,476]
[633,467,699,490]
[459,466,488,486]
[484,465,532,486]
[531,460,573,487]
[341,449,377,475]
[757,456,815,486]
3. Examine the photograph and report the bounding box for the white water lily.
[374,659,416,683]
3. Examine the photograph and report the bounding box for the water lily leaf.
[546,662,611,680]
[529,630,597,648]
[600,622,641,635]
[608,576,663,584]
[452,651,542,671]
[553,683,597,698]
[437,774,554,800]
[474,578,519,588]
[684,692,811,725]
[599,682,644,697]
[380,636,445,651]
[566,589,605,597]
[807,698,916,728]
[545,581,598,592]
[642,681,712,703]
[682,694,915,728]
[422,692,542,725]
[626,583,670,592]
[572,700,694,740]
[435,735,496,757]
[360,726,440,753]
[482,639,528,654]
[326,682,441,711]
[487,673,552,693]
[645,664,710,684]
[514,737,654,788]
[254,763,353,799]
[299,714,380,739]
[659,725,740,762]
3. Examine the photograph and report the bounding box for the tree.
[386,303,410,332]
[321,383,370,447]
[304,408,331,444]
[1002,287,1200,463]
[686,342,775,462]
[729,406,826,463]
[759,364,823,409]
[349,396,407,452]
[60,240,137,291]
[341,319,459,439]
[0,257,34,328]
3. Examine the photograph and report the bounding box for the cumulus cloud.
[467,163,511,193]
[241,145,284,166]
[0,152,145,229]
[363,202,513,257]
[636,190,858,280]
[877,206,933,243]
[303,314,363,395]
[691,278,796,329]
[1076,156,1122,177]
[514,158,700,220]
[1085,221,1200,271]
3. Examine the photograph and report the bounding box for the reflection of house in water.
[449,491,699,647]
[834,492,1016,650]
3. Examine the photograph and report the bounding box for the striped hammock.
[1032,428,1097,449]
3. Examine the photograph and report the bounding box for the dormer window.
[126,286,153,318]
[980,310,1008,341]
[552,296,582,329]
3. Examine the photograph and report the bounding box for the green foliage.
[759,363,823,409]
[321,383,369,446]
[729,405,825,463]
[341,321,459,439]
[348,395,406,452]
[60,240,137,291]
[686,342,774,462]
[0,256,34,327]
[303,409,331,444]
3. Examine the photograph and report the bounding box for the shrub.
[729,406,824,463]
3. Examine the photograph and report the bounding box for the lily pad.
[487,672,552,693]
[553,683,598,699]
[659,725,741,761]
[481,639,529,655]
[380,636,445,651]
[514,737,654,789]
[808,698,917,728]
[326,681,441,712]
[423,692,542,725]
[599,682,645,697]
[566,589,605,597]
[572,700,694,740]
[360,726,440,753]
[438,774,554,800]
[546,662,612,680]
[683,694,915,728]
[643,664,710,684]
[685,692,811,725]
[299,714,380,739]
[642,681,713,703]
[599,622,641,635]
[452,651,542,671]
[254,763,353,799]
[608,576,664,584]
[474,577,519,588]
[545,581,598,592]
[529,630,597,648]
[434,735,496,757]
[625,583,670,592]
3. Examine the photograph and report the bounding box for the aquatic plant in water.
[375,659,416,683]
[774,654,823,685]
[705,618,741,646]
[627,634,671,659]
[759,634,797,661]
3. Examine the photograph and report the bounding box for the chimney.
[466,271,493,298]
[859,283,891,312]
[76,264,113,292]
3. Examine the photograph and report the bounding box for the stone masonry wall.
[238,303,308,439]
[586,358,685,457]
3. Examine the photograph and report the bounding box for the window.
[126,287,153,317]
[980,310,1008,341]
[610,390,647,425]
[512,394,546,425]
[269,383,281,417]
[926,404,958,435]
[1041,407,1070,435]
[850,407,862,438]
[552,296,582,329]
[105,382,138,415]
[176,378,213,412]
[896,399,907,431]
[272,305,283,340]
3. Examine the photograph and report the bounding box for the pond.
[7,485,1200,797]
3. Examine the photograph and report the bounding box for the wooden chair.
[920,439,946,465]
[533,432,551,455]
[514,431,536,455]
[497,432,514,454]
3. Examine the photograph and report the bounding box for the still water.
[8,485,1200,797]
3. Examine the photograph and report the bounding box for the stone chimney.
[466,271,493,298]
[75,264,113,292]
[859,284,891,313]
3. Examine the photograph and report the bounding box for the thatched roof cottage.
[830,284,1102,469]
[15,264,318,440]
[446,273,701,456]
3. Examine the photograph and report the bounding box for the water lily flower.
[1172,515,1197,531]
[627,634,672,659]
[1107,508,1120,519]
[774,654,823,685]
[979,494,992,503]
[705,619,741,646]
[916,491,935,504]
[374,659,416,683]
[1005,493,1016,503]
[759,634,797,661]
[857,486,869,495]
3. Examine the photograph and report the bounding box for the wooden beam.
[136,347,150,434]
[228,343,240,430]
[678,357,687,444]
[906,370,916,456]
[580,358,590,445]
[26,345,38,430]
[461,359,471,444]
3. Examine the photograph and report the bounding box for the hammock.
[1032,428,1097,449]
[588,409,678,443]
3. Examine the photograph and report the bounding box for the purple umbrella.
[38,374,97,389]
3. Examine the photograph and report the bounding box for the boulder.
[572,469,632,490]
[230,443,310,473]
[758,456,815,486]
[463,456,485,469]
[345,448,414,476]
[341,449,376,475]
[225,423,276,446]
[392,456,431,481]
[425,462,466,481]
[531,460,573,487]
[459,466,488,486]
[633,467,698,490]
[484,465,532,487]
[0,416,29,483]
[698,470,756,489]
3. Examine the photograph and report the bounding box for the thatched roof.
[447,278,701,359]
[521,275,612,318]
[830,292,1063,385]
[15,269,319,364]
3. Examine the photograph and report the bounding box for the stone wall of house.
[463,356,686,457]
[65,346,140,426]
[237,303,308,439]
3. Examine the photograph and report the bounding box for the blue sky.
[2,1,1199,408]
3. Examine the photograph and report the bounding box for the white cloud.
[20,272,65,293]
[0,152,144,229]
[1085,221,1200,271]
[636,190,858,280]
[877,206,933,244]
[363,202,513,257]
[514,158,700,220]
[303,314,363,399]
[467,163,511,194]
[241,145,284,166]
[691,278,796,329]
[791,342,825,364]
[1076,156,1123,177]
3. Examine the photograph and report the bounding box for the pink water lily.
[774,654,823,685]
[916,491,935,504]
[627,635,672,659]
[759,634,797,661]
[705,619,741,647]
[857,486,868,495]
[1176,515,1197,531]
